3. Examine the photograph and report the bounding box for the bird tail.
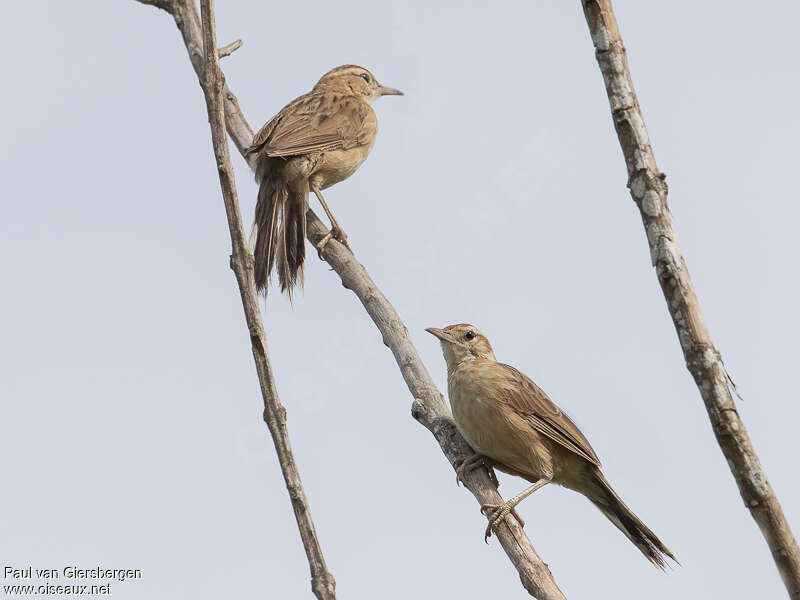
[588,471,678,570]
[252,167,307,296]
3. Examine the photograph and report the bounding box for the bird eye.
[465,331,475,341]
[360,73,371,83]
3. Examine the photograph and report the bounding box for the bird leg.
[452,454,499,488]
[481,478,550,542]
[311,186,352,258]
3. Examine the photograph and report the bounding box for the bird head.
[313,65,403,102]
[426,323,496,369]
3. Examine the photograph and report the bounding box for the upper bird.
[426,323,677,569]
[246,65,403,296]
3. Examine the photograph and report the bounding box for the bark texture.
[136,1,567,597]
[196,0,336,598]
[580,1,800,597]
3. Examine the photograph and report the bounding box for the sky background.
[2,1,799,599]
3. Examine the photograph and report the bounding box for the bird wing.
[496,363,601,467]
[247,92,375,158]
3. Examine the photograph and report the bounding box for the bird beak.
[378,85,404,96]
[425,327,454,343]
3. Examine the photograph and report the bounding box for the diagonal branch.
[580,1,800,597]
[136,0,567,597]
[194,0,336,598]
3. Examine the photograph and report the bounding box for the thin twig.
[136,0,173,9]
[580,1,800,597]
[217,39,242,59]
[196,0,335,598]
[135,0,567,596]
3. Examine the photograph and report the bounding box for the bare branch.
[580,1,800,596]
[194,0,335,598]
[136,0,567,596]
[136,0,173,10]
[217,39,242,59]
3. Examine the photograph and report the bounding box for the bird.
[245,65,403,296]
[426,323,677,569]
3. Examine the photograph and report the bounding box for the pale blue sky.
[2,2,799,598]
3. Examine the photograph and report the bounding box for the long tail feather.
[589,472,678,569]
[276,180,307,297]
[253,175,282,294]
[252,166,307,296]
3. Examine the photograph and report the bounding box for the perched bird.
[426,323,677,569]
[246,65,402,296]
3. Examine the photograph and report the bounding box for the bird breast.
[448,359,554,480]
[310,142,375,190]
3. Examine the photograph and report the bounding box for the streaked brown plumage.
[426,323,677,569]
[245,65,402,296]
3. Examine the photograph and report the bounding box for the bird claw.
[481,502,525,543]
[331,226,350,249]
[316,233,332,259]
[452,458,467,486]
[316,227,352,259]
[452,455,498,488]
[487,466,499,488]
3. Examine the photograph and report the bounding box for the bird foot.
[316,226,351,259]
[480,502,525,543]
[453,455,498,488]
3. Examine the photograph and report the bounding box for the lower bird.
[246,65,402,297]
[426,323,677,569]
